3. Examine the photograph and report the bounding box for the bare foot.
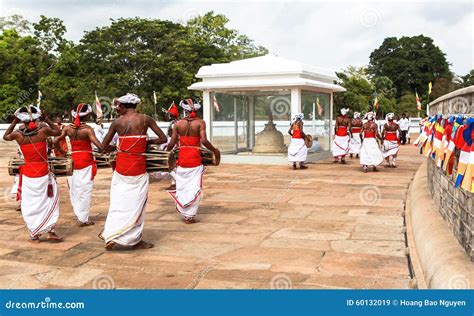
[78,220,95,227]
[133,240,154,249]
[340,160,347,164]
[30,236,41,243]
[300,165,308,169]
[373,166,379,172]
[105,240,154,251]
[46,232,64,243]
[184,218,200,224]
[292,163,297,170]
[333,159,339,163]
[363,166,368,173]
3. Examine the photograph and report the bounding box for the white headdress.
[340,108,349,116]
[386,112,395,120]
[354,112,361,119]
[294,113,304,121]
[365,111,376,121]
[71,103,92,118]
[179,98,201,112]
[117,93,141,105]
[15,105,42,122]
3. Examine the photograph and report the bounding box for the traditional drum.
[93,151,113,169]
[8,157,73,177]
[145,145,176,172]
[174,147,219,166]
[108,146,176,173]
[305,135,313,148]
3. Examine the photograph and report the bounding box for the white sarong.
[382,140,400,158]
[68,165,93,223]
[288,138,308,162]
[332,135,350,157]
[360,138,384,166]
[21,174,60,238]
[169,165,205,220]
[102,171,149,246]
[349,133,362,154]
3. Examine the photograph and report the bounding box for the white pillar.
[203,90,212,140]
[290,88,301,120]
[248,95,255,149]
[329,92,333,150]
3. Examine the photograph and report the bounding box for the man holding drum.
[3,105,63,242]
[54,103,103,227]
[100,93,167,250]
[167,98,220,224]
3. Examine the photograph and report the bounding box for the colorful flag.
[416,92,422,111]
[213,95,220,113]
[373,96,379,110]
[95,93,103,118]
[316,97,324,116]
[428,81,432,95]
[153,90,157,105]
[36,90,43,107]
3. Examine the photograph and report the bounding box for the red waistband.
[20,142,49,177]
[116,137,147,176]
[385,132,398,141]
[364,131,376,138]
[336,126,348,136]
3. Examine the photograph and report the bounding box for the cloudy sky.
[0,0,472,75]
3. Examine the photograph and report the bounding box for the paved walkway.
[0,142,423,289]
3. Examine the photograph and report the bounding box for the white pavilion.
[188,54,346,155]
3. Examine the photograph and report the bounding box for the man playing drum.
[332,108,351,164]
[166,99,220,224]
[54,103,103,226]
[3,105,63,242]
[100,93,167,250]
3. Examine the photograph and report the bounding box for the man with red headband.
[3,105,63,242]
[167,98,220,224]
[360,112,384,172]
[164,102,179,190]
[382,113,401,168]
[100,93,167,250]
[54,103,103,226]
[332,108,351,164]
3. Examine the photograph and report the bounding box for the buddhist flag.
[36,90,43,107]
[213,95,220,113]
[153,90,157,105]
[416,92,422,111]
[428,81,433,95]
[316,97,324,116]
[95,93,103,118]
[373,96,379,110]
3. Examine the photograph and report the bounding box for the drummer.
[100,93,167,251]
[166,99,220,224]
[54,103,103,227]
[3,105,63,242]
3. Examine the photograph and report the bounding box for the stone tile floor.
[0,141,423,289]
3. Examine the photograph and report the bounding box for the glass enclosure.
[212,90,330,153]
[301,90,331,151]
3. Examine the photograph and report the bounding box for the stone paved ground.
[0,141,423,289]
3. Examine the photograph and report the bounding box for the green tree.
[460,70,474,87]
[368,35,451,97]
[33,15,69,54]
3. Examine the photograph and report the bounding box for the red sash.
[352,127,361,133]
[19,142,49,178]
[71,140,97,179]
[364,131,376,138]
[178,136,202,168]
[336,126,348,136]
[116,136,147,176]
[385,131,398,141]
